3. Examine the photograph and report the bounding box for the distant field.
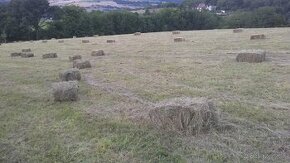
[1,28,290,162]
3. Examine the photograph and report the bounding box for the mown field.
[1,28,290,162]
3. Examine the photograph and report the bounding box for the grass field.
[1,28,290,162]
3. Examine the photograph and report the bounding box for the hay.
[59,68,81,81]
[236,50,266,63]
[21,53,34,58]
[73,60,92,69]
[134,32,141,36]
[69,55,82,61]
[174,37,185,42]
[42,40,48,43]
[149,97,219,135]
[73,36,77,38]
[11,52,22,57]
[82,40,90,43]
[233,28,243,33]
[94,35,99,37]
[52,81,79,102]
[42,53,58,59]
[91,50,105,56]
[58,40,64,43]
[172,31,180,35]
[250,34,266,40]
[22,49,31,52]
[107,40,116,43]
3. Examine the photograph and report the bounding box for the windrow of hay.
[73,60,92,69]
[82,40,90,43]
[107,40,116,43]
[250,34,266,40]
[172,31,180,35]
[174,37,185,42]
[149,97,219,135]
[91,50,105,56]
[59,68,81,81]
[42,53,58,59]
[52,81,79,102]
[236,50,266,63]
[21,53,34,58]
[69,55,82,61]
[233,28,243,33]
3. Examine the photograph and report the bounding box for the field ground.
[1,28,290,162]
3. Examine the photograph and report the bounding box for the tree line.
[0,0,289,42]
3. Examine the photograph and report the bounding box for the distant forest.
[0,0,289,42]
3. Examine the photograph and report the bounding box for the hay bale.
[21,53,34,58]
[22,49,31,52]
[73,36,77,38]
[250,34,266,40]
[82,40,90,43]
[69,55,82,61]
[149,97,219,135]
[172,31,180,35]
[58,40,64,43]
[59,68,81,81]
[94,35,99,37]
[42,53,58,59]
[236,50,266,63]
[11,52,22,57]
[91,50,105,56]
[52,81,78,102]
[233,28,243,33]
[51,38,56,40]
[107,40,115,43]
[174,37,185,42]
[73,60,92,69]
[134,32,141,36]
[42,40,48,43]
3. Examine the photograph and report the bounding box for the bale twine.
[91,50,105,56]
[22,49,31,52]
[59,68,81,81]
[73,60,92,69]
[250,34,266,40]
[134,32,141,36]
[172,31,180,35]
[82,40,90,43]
[42,53,58,59]
[69,55,82,61]
[236,50,266,63]
[11,52,22,57]
[233,28,243,33]
[58,40,64,43]
[174,37,185,42]
[52,81,79,102]
[107,40,116,43]
[21,53,34,58]
[149,97,219,135]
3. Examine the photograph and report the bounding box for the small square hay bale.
[51,38,56,40]
[58,40,64,43]
[233,28,243,33]
[22,49,31,52]
[172,31,180,35]
[250,34,266,40]
[236,50,266,63]
[69,55,82,61]
[107,40,116,43]
[42,53,58,59]
[42,40,48,43]
[149,97,219,135]
[11,52,22,57]
[134,32,141,36]
[21,53,34,58]
[174,37,185,42]
[82,40,90,43]
[73,60,92,69]
[94,35,99,37]
[73,36,77,38]
[52,81,78,102]
[59,68,81,81]
[91,50,105,56]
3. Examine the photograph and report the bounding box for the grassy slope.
[0,28,290,162]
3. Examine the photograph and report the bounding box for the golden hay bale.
[91,50,105,56]
[149,97,219,135]
[233,28,243,33]
[250,34,266,40]
[59,68,81,81]
[52,81,79,102]
[42,40,48,43]
[11,52,22,57]
[107,40,116,43]
[69,55,82,61]
[73,60,92,69]
[21,53,34,58]
[42,53,58,59]
[134,32,141,36]
[58,40,64,43]
[172,31,180,35]
[174,37,185,42]
[22,49,31,52]
[236,50,266,63]
[82,40,90,43]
